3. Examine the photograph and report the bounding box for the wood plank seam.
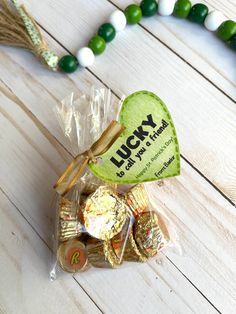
[72,277,105,314]
[32,8,236,205]
[1,21,235,210]
[148,258,221,313]
[163,256,221,314]
[5,1,234,204]
[107,0,236,104]
[0,187,103,313]
[2,80,232,312]
[1,176,219,313]
[0,1,234,308]
[0,187,51,251]
[1,47,234,209]
[0,79,73,166]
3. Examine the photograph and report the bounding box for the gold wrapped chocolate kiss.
[54,121,124,196]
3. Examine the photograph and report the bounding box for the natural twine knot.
[34,42,49,57]
[54,120,124,196]
[0,0,59,70]
[87,149,97,164]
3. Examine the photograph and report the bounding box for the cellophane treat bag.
[50,87,180,279]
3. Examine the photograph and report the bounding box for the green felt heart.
[89,91,180,184]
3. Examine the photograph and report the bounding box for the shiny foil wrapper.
[57,239,88,273]
[59,220,83,242]
[87,238,121,268]
[58,197,82,242]
[81,186,128,240]
[125,184,149,218]
[59,198,77,221]
[134,211,170,258]
[110,218,133,261]
[122,232,147,263]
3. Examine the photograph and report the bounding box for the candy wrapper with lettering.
[50,87,181,280]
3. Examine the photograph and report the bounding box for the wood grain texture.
[0,191,101,314]
[1,77,235,312]
[111,0,236,100]
[147,165,236,313]
[0,0,235,313]
[20,0,236,203]
[0,81,221,313]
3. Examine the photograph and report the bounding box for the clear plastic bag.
[50,87,178,279]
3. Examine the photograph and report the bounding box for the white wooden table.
[0,0,235,313]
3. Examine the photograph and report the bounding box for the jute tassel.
[0,0,59,69]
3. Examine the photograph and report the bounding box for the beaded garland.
[57,0,236,74]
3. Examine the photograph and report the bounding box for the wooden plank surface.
[0,191,101,314]
[110,0,236,100]
[18,0,236,203]
[0,80,223,314]
[0,0,235,313]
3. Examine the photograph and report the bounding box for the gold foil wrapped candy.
[121,232,147,262]
[110,216,147,263]
[125,184,149,217]
[81,186,128,240]
[110,218,132,261]
[57,239,88,273]
[58,198,82,242]
[59,198,77,221]
[56,183,171,273]
[87,238,121,268]
[134,211,170,258]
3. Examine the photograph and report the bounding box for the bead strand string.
[58,0,236,74]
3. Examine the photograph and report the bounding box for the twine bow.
[0,0,59,69]
[54,120,124,196]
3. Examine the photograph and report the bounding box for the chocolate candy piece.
[57,239,88,273]
[122,232,147,262]
[134,211,170,258]
[125,184,149,217]
[87,238,121,268]
[58,197,82,242]
[110,218,132,261]
[59,220,83,242]
[81,186,128,240]
[59,198,77,221]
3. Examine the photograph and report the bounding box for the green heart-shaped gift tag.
[89,91,180,184]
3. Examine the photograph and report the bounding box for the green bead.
[229,35,236,51]
[140,0,158,17]
[88,35,106,55]
[98,23,116,43]
[217,20,236,42]
[174,0,192,18]
[58,55,78,73]
[188,3,208,24]
[125,4,142,24]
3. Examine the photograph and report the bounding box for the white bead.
[77,47,95,67]
[109,10,126,32]
[204,11,226,32]
[158,0,176,16]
